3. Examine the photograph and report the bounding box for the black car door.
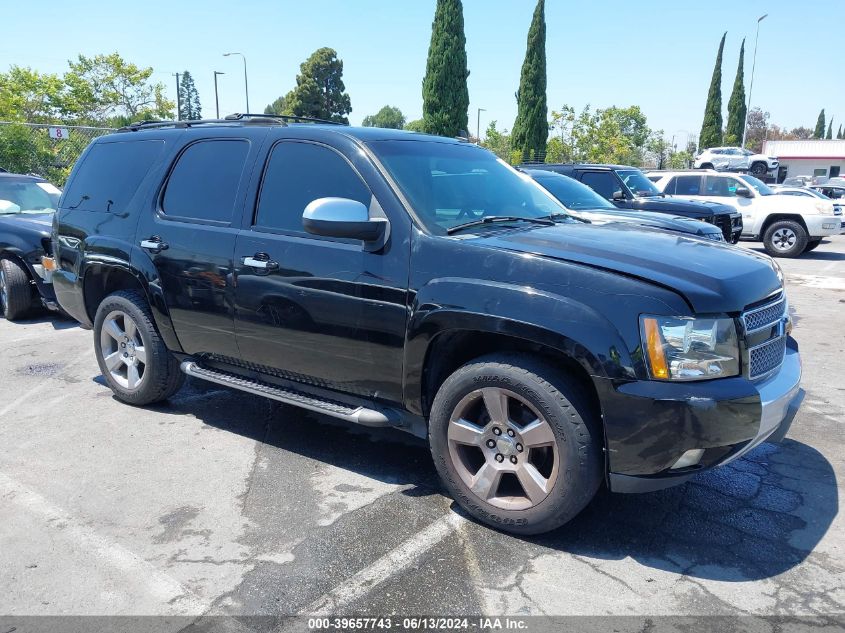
[232,138,410,403]
[134,129,266,358]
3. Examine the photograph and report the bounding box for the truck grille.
[712,215,736,241]
[741,296,787,380]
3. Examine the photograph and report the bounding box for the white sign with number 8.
[48,126,69,140]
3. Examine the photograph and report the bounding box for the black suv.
[53,117,802,534]
[0,172,62,320]
[524,163,743,243]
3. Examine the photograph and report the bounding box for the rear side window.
[63,140,164,212]
[579,171,620,199]
[254,141,371,233]
[162,139,250,223]
[672,175,703,195]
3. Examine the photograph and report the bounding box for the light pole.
[173,73,181,120]
[223,52,249,113]
[742,13,768,149]
[213,71,225,119]
[476,108,486,142]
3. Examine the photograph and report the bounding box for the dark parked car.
[53,117,802,535]
[522,169,725,241]
[0,172,61,320]
[523,163,743,243]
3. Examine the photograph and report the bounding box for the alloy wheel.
[447,387,560,511]
[772,227,797,251]
[99,310,147,390]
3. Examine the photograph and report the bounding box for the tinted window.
[162,140,249,222]
[255,142,372,232]
[672,175,703,195]
[579,171,620,199]
[532,173,614,210]
[63,140,163,213]
[704,176,739,197]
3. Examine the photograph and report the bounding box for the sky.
[2,0,844,145]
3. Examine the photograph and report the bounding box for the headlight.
[814,201,833,214]
[640,316,739,381]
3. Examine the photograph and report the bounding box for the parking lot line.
[295,511,465,617]
[0,471,208,615]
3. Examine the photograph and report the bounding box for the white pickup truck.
[647,170,842,257]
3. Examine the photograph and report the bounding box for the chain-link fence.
[0,122,114,186]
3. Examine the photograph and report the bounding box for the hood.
[474,222,781,313]
[756,195,834,214]
[0,211,53,238]
[628,196,736,217]
[575,209,719,237]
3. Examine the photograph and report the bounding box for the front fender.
[403,277,636,414]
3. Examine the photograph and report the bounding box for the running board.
[180,360,392,427]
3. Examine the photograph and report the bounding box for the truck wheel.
[0,257,34,321]
[750,161,768,176]
[93,290,184,406]
[762,220,808,258]
[428,354,603,535]
[804,239,822,252]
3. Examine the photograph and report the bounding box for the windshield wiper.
[446,215,554,235]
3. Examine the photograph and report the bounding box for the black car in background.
[523,163,743,243]
[0,172,61,320]
[522,169,725,242]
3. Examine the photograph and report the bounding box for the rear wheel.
[93,290,184,405]
[429,354,603,535]
[0,257,34,321]
[700,163,714,170]
[804,239,823,252]
[762,220,808,258]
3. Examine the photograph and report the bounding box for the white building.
[763,139,845,180]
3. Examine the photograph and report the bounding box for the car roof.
[0,172,46,183]
[532,163,640,171]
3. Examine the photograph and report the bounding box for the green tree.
[479,121,515,162]
[422,0,470,137]
[826,119,833,139]
[264,95,288,116]
[838,125,843,140]
[0,67,65,122]
[511,0,547,162]
[178,71,202,120]
[404,119,426,132]
[814,109,826,138]
[284,48,352,123]
[699,33,726,149]
[0,123,56,176]
[725,38,746,146]
[668,150,693,169]
[64,53,174,122]
[362,105,406,129]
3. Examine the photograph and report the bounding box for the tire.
[0,257,34,321]
[699,163,714,170]
[93,289,184,405]
[750,161,768,176]
[428,353,603,535]
[804,238,823,252]
[762,220,809,258]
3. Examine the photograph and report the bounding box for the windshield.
[739,175,774,196]
[532,173,615,210]
[617,169,662,196]
[368,140,564,234]
[0,180,61,215]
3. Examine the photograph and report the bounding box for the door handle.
[140,237,168,252]
[243,254,279,271]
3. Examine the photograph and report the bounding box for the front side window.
[255,142,372,232]
[162,139,250,223]
[579,171,621,199]
[704,176,739,197]
[368,140,563,234]
[739,175,774,196]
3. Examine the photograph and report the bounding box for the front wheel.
[428,354,603,535]
[762,220,809,258]
[750,161,768,176]
[93,289,184,405]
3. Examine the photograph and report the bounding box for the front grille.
[713,215,734,241]
[741,296,787,380]
[743,297,786,332]
[748,336,787,380]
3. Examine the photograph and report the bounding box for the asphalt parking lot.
[1,237,843,630]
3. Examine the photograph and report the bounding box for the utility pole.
[173,73,181,120]
[742,13,768,148]
[223,53,249,113]
[213,71,225,119]
[476,108,486,143]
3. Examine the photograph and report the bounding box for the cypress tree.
[511,0,547,162]
[725,39,746,146]
[179,71,202,120]
[826,119,833,139]
[699,33,726,149]
[422,0,470,137]
[838,124,843,140]
[814,109,826,138]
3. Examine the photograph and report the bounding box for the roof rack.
[118,113,345,132]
